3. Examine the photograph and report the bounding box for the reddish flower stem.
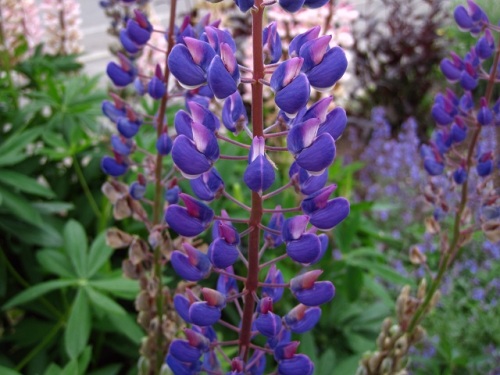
[239,0,265,361]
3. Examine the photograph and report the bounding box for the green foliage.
[2,221,141,372]
[0,47,133,374]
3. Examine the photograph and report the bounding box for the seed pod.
[129,238,149,266]
[417,278,427,300]
[430,290,442,310]
[394,335,408,357]
[380,357,393,374]
[368,351,382,373]
[409,246,427,265]
[106,228,134,249]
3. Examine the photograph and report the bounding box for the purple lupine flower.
[102,95,126,123]
[271,57,311,117]
[168,37,216,89]
[165,185,181,204]
[101,153,128,177]
[207,43,240,99]
[217,266,239,296]
[129,175,146,200]
[148,64,166,99]
[262,265,285,302]
[284,304,321,333]
[222,92,248,133]
[477,97,493,125]
[301,185,350,230]
[298,35,347,92]
[188,100,221,132]
[165,193,214,237]
[282,216,322,264]
[263,22,282,64]
[264,209,285,247]
[107,52,137,87]
[290,270,335,306]
[287,119,336,174]
[172,121,220,178]
[454,0,489,35]
[190,168,225,201]
[171,243,212,281]
[111,134,134,156]
[156,132,173,155]
[477,151,493,176]
[289,27,321,57]
[289,162,328,195]
[476,29,495,59]
[255,297,282,338]
[125,9,152,45]
[189,288,225,326]
[243,136,276,194]
[207,222,240,268]
[234,0,254,12]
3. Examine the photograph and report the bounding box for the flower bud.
[222,92,248,133]
[243,137,275,194]
[263,22,282,64]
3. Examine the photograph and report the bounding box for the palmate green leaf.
[87,232,113,278]
[63,220,88,278]
[42,131,68,149]
[90,278,139,299]
[36,249,75,278]
[43,363,62,375]
[107,311,143,344]
[0,128,42,166]
[344,247,385,260]
[85,287,126,315]
[0,185,43,227]
[0,169,55,198]
[87,364,122,375]
[344,265,364,302]
[32,201,74,215]
[61,359,78,375]
[0,217,63,247]
[76,346,92,375]
[345,258,413,286]
[3,279,75,309]
[65,289,91,359]
[333,355,360,375]
[0,366,22,375]
[345,330,375,353]
[317,349,336,375]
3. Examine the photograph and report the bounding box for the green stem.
[151,0,178,373]
[407,38,500,334]
[73,156,102,219]
[15,319,65,371]
[0,248,64,320]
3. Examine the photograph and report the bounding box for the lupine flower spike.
[101,0,350,373]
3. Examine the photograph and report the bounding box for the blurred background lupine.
[1,0,499,374]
